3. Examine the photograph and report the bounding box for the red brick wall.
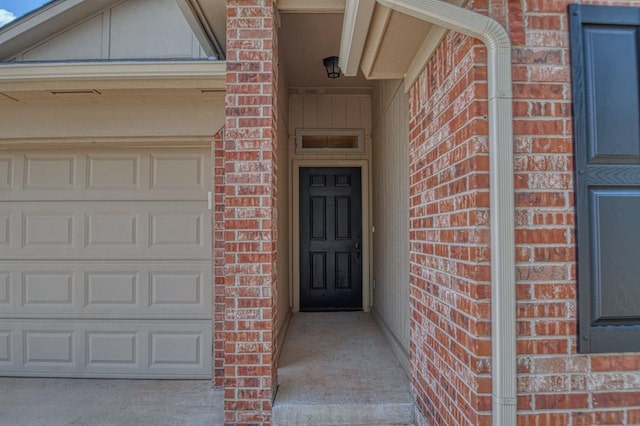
[213,129,226,387]
[512,1,640,424]
[408,27,491,426]
[224,0,279,423]
[408,0,640,425]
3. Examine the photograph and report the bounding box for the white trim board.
[0,61,226,91]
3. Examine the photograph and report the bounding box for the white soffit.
[279,13,371,88]
[179,0,226,59]
[404,0,466,87]
[360,4,432,79]
[340,0,466,82]
[0,0,123,60]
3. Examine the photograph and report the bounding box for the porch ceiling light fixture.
[323,56,341,78]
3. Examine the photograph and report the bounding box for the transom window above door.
[295,129,364,154]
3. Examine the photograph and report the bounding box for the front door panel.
[300,167,362,311]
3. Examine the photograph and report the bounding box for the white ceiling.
[279,13,371,90]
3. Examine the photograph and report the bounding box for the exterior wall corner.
[223,0,279,423]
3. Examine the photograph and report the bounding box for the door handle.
[355,242,360,260]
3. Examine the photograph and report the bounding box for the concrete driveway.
[0,378,223,426]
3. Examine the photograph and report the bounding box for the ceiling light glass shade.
[323,56,341,78]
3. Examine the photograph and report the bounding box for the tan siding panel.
[22,15,105,61]
[372,80,410,350]
[290,94,372,135]
[331,96,348,129]
[14,0,207,62]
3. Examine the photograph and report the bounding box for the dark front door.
[300,167,362,311]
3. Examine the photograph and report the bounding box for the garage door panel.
[150,331,203,367]
[0,214,8,246]
[0,261,211,318]
[0,149,210,201]
[0,320,211,378]
[87,154,142,190]
[0,273,9,305]
[86,331,138,367]
[23,271,75,306]
[87,212,139,246]
[0,157,12,189]
[86,272,138,306]
[2,146,212,378]
[151,153,206,190]
[0,202,210,259]
[23,212,76,247]
[0,330,12,364]
[149,272,202,306]
[150,212,203,246]
[1,190,209,202]
[24,330,75,365]
[24,155,77,190]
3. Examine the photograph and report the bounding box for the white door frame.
[291,159,370,312]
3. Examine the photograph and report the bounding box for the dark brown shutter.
[570,3,640,353]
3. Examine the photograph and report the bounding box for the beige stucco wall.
[0,90,225,141]
[371,79,410,352]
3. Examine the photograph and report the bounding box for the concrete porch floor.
[0,314,412,426]
[0,378,223,426]
[273,312,414,425]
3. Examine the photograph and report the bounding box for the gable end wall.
[8,0,208,62]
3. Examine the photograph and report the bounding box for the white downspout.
[371,1,516,425]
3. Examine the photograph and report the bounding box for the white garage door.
[0,148,212,378]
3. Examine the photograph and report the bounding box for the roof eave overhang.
[179,0,227,59]
[339,0,375,76]
[0,60,227,91]
[339,0,465,85]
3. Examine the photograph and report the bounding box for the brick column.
[213,129,226,387]
[224,0,278,423]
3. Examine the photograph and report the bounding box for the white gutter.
[342,1,516,424]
